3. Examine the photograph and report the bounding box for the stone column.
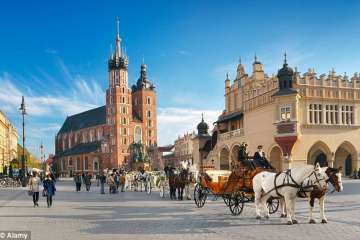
[329,152,335,167]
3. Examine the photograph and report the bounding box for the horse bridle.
[325,170,341,193]
[303,170,327,190]
[271,168,327,199]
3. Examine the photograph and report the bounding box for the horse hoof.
[265,215,270,220]
[309,219,316,224]
[256,216,261,220]
[292,219,298,224]
[287,221,293,225]
[280,214,287,218]
[321,219,328,224]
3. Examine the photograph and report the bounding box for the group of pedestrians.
[352,168,360,179]
[73,172,92,192]
[104,170,126,194]
[28,171,56,208]
[74,169,126,195]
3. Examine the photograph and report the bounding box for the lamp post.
[19,96,27,186]
[40,142,46,174]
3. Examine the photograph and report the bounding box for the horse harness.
[262,169,326,199]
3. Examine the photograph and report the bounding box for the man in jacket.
[74,173,82,192]
[253,145,275,169]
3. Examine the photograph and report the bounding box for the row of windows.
[60,130,103,151]
[65,157,100,171]
[303,88,360,100]
[134,97,153,106]
[309,104,354,125]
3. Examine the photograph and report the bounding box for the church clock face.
[134,126,142,143]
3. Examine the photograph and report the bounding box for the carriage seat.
[205,170,232,182]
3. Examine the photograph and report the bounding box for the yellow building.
[0,110,18,173]
[197,56,360,176]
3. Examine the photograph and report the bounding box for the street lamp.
[40,142,46,174]
[19,96,27,186]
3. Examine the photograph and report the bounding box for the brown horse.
[168,169,190,200]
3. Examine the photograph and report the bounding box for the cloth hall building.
[55,26,157,176]
[195,56,360,176]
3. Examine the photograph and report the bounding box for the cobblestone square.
[0,179,359,240]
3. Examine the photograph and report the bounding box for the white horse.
[278,166,343,224]
[253,164,327,225]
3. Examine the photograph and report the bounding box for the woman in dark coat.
[43,173,56,207]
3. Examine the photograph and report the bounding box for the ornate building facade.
[0,110,18,173]
[174,132,195,163]
[199,56,360,176]
[55,23,157,176]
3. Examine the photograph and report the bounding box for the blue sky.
[0,0,360,158]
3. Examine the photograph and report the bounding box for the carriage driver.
[238,142,255,170]
[253,145,275,169]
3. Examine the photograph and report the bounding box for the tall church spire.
[115,17,122,59]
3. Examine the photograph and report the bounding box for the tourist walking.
[120,172,126,192]
[74,173,82,192]
[115,172,120,192]
[84,173,91,191]
[43,173,56,207]
[107,174,116,194]
[99,172,106,194]
[28,171,41,207]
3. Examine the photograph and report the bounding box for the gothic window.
[147,97,151,105]
[134,126,142,143]
[123,128,127,135]
[122,97,125,103]
[148,130,152,137]
[76,158,80,170]
[147,110,151,118]
[84,157,89,170]
[148,119,152,127]
[122,107,126,114]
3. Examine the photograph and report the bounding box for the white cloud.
[157,107,221,146]
[0,73,103,117]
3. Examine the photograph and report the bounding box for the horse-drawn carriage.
[194,167,279,216]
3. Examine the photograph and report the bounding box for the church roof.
[58,106,106,134]
[58,141,102,157]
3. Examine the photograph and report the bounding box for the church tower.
[106,19,132,168]
[131,63,157,147]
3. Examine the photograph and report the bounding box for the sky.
[0,0,360,158]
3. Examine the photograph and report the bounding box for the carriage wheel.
[194,184,207,208]
[222,194,232,207]
[229,192,244,216]
[267,197,279,214]
[146,181,151,195]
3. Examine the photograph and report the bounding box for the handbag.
[42,189,48,197]
[27,190,33,196]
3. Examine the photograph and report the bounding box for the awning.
[214,112,243,124]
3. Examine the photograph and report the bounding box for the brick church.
[54,22,157,176]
